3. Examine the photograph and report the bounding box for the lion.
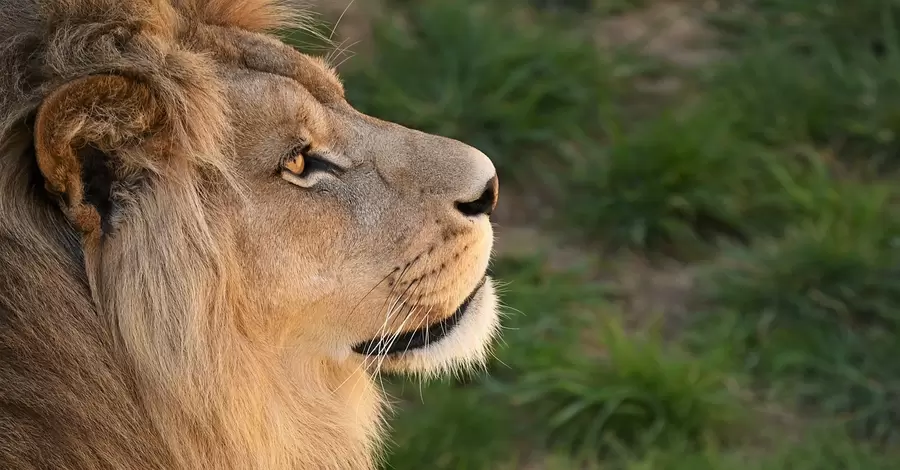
[0,1,501,469]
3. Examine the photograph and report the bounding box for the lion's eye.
[280,144,345,188]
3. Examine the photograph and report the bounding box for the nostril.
[455,175,499,217]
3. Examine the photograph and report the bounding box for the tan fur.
[0,1,500,469]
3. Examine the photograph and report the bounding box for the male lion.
[0,0,501,469]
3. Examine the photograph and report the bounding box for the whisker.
[400,306,430,355]
[325,37,357,68]
[356,275,410,379]
[374,303,417,376]
[362,269,412,363]
[373,274,421,351]
[336,248,436,392]
[329,0,356,41]
[379,279,421,353]
[331,48,358,70]
[372,275,431,374]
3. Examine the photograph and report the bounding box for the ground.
[297,0,900,468]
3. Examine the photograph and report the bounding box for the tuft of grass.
[338,0,646,182]
[551,0,900,254]
[562,104,839,255]
[696,184,900,444]
[509,311,746,460]
[709,43,900,171]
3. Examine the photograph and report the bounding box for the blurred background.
[294,1,900,468]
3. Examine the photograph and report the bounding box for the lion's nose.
[455,174,499,217]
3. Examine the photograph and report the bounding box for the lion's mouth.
[352,276,488,357]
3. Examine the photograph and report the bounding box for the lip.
[352,276,488,357]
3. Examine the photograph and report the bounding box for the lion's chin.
[352,277,501,377]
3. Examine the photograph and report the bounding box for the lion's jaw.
[347,273,501,377]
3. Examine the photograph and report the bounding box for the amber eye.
[282,150,306,176]
[279,144,345,188]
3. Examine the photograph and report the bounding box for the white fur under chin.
[383,279,501,378]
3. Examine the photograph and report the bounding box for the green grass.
[299,0,900,467]
[707,44,900,172]
[531,0,651,15]
[563,104,835,255]
[709,0,900,171]
[509,312,745,459]
[382,383,522,470]
[712,0,899,54]
[695,185,900,445]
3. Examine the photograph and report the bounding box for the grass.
[695,185,900,445]
[509,312,745,459]
[709,0,900,171]
[563,104,829,254]
[298,0,900,467]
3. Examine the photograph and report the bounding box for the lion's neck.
[121,300,387,470]
[147,349,385,470]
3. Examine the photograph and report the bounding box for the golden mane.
[0,1,381,469]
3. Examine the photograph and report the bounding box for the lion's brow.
[183,24,346,105]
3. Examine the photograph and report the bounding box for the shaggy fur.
[0,1,501,469]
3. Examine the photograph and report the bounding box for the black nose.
[455,175,499,217]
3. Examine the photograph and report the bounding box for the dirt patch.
[594,2,723,68]
[494,225,603,273]
[494,222,697,340]
[495,225,698,339]
[606,252,696,331]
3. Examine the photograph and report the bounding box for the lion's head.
[0,0,500,468]
[29,1,501,372]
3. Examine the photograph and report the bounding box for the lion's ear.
[34,75,161,237]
